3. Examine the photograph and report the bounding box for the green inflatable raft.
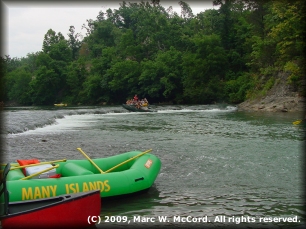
[1,149,161,202]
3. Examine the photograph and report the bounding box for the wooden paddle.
[20,164,59,180]
[77,148,105,174]
[104,149,152,173]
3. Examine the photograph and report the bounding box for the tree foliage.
[2,0,305,105]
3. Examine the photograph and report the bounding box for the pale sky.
[2,1,216,59]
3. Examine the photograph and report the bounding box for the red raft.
[0,163,101,229]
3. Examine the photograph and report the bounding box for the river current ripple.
[1,105,305,228]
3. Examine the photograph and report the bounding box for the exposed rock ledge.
[237,94,305,112]
[237,72,305,112]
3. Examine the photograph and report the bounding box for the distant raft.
[122,104,155,112]
[54,103,67,107]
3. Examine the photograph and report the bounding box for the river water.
[1,105,305,228]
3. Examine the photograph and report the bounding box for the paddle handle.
[20,164,59,180]
[105,149,152,173]
[77,148,105,174]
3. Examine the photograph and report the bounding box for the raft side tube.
[61,163,94,177]
[7,169,25,181]
[93,151,141,172]
[58,151,144,174]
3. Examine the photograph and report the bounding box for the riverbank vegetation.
[1,0,305,105]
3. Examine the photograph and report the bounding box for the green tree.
[118,29,142,61]
[65,59,88,104]
[154,47,183,103]
[139,59,163,101]
[84,20,119,58]
[30,65,59,105]
[42,29,65,54]
[5,68,32,104]
[182,34,228,103]
[106,60,141,102]
[30,29,73,105]
[80,74,104,104]
[67,26,82,60]
[178,1,194,19]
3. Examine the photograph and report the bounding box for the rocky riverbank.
[237,72,305,113]
[237,94,305,112]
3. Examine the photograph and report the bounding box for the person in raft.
[133,94,138,102]
[142,98,148,106]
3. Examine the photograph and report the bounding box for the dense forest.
[0,0,305,106]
